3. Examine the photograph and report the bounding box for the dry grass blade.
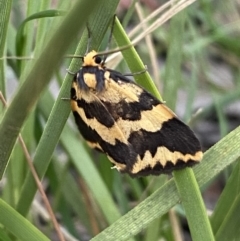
[135,3,160,89]
[131,0,197,46]
[106,0,196,69]
[0,92,65,241]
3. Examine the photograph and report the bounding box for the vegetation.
[0,0,240,240]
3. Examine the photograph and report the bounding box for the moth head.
[82,50,104,67]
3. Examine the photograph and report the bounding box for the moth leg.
[61,97,71,101]
[66,69,77,75]
[123,65,148,77]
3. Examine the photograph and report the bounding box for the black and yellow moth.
[70,48,203,177]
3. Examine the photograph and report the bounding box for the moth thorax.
[82,50,99,67]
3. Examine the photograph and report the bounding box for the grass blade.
[0,199,50,241]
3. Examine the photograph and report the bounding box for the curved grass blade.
[0,199,50,241]
[15,10,66,58]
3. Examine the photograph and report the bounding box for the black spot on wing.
[103,91,161,121]
[71,87,77,100]
[101,140,137,167]
[138,91,160,109]
[76,99,115,128]
[128,117,201,160]
[160,118,202,155]
[103,100,142,121]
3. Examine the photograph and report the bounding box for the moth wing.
[71,79,138,172]
[99,72,203,176]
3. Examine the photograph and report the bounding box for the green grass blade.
[0,227,12,241]
[50,158,91,229]
[15,9,66,58]
[173,169,214,241]
[211,159,240,240]
[163,12,185,110]
[0,0,12,98]
[215,193,240,241]
[0,199,50,241]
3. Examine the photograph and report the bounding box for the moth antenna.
[122,65,148,76]
[65,23,92,59]
[85,22,92,55]
[64,54,84,59]
[66,40,132,61]
[61,97,71,101]
[102,15,116,64]
[93,43,133,59]
[66,16,132,61]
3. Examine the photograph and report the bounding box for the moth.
[70,28,203,178]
